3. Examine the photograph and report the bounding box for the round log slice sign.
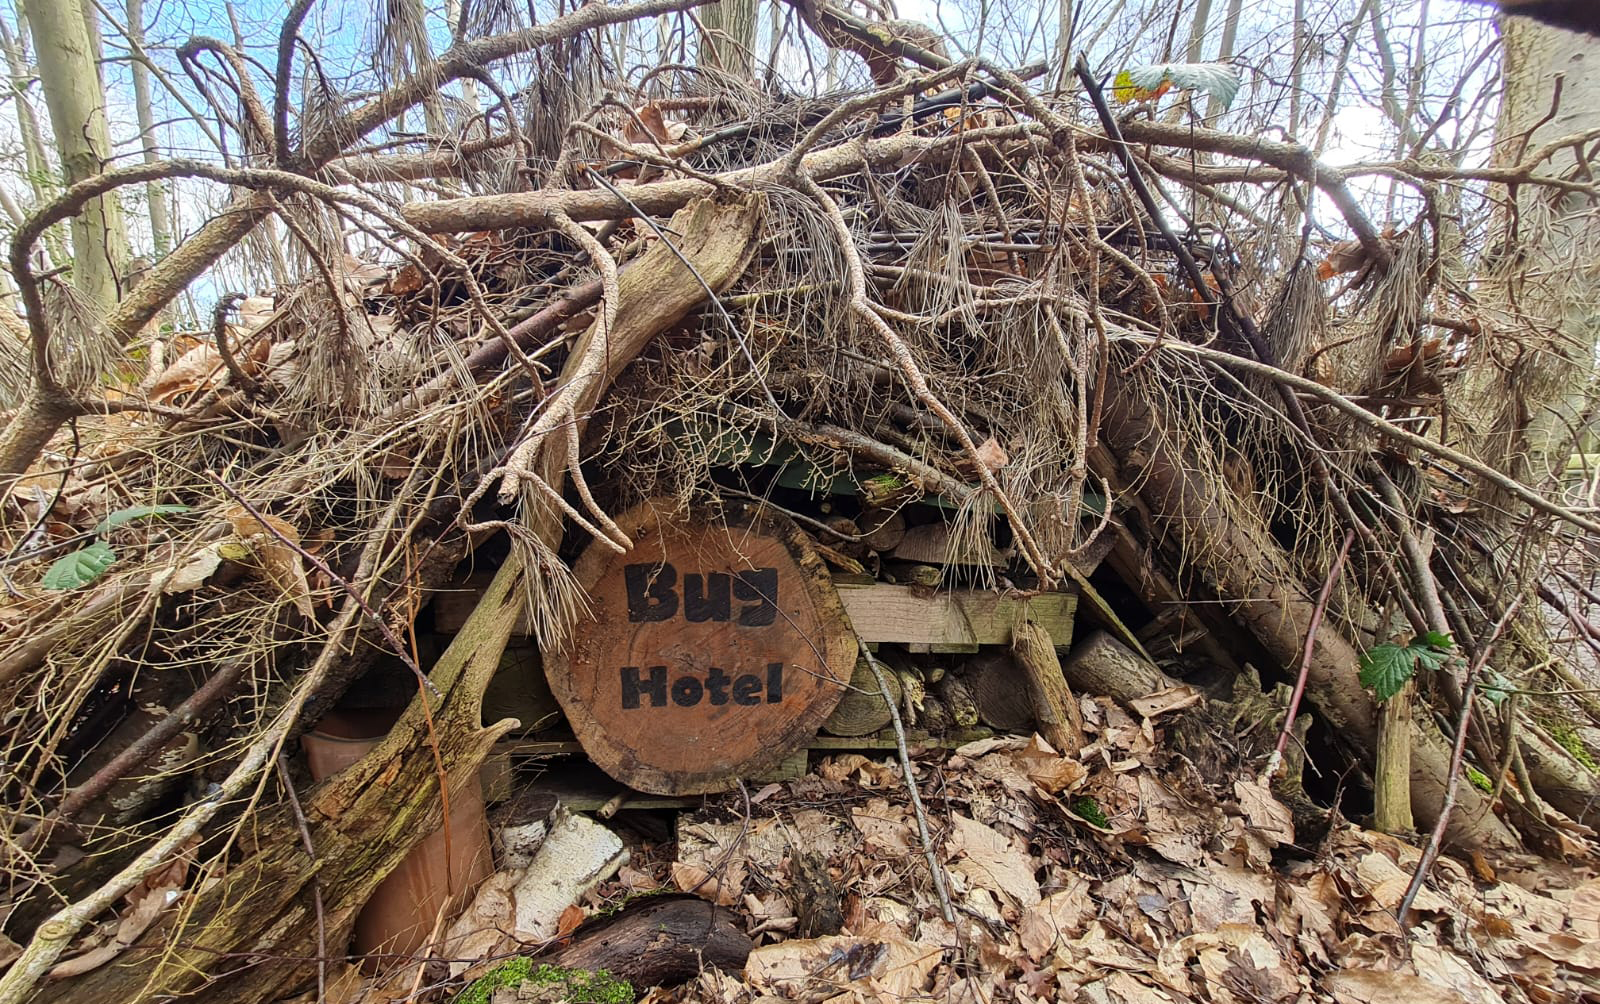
[545,499,857,794]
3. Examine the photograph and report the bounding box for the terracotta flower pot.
[302,710,494,969]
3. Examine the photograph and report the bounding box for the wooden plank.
[833,582,1076,649]
[436,577,1076,652]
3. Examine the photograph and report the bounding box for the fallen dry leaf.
[1019,876,1095,962]
[226,506,316,619]
[746,926,942,1003]
[946,813,1040,909]
[1324,968,1467,1004]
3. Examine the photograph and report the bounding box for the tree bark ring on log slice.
[546,498,857,794]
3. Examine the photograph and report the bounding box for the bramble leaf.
[1114,62,1241,108]
[1358,642,1415,702]
[94,504,192,536]
[1419,630,1454,651]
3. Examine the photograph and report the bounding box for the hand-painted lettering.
[623,563,777,625]
[624,563,678,622]
[671,676,703,706]
[683,572,731,622]
[620,665,667,709]
[731,675,762,705]
[619,664,788,710]
[734,568,778,626]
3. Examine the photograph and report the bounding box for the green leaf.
[1418,630,1454,651]
[94,504,192,536]
[1117,62,1242,109]
[1411,645,1451,673]
[1480,670,1512,707]
[41,542,118,590]
[1358,642,1416,702]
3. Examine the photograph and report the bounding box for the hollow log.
[1095,370,1517,850]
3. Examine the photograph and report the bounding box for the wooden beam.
[834,582,1076,650]
[433,576,1077,651]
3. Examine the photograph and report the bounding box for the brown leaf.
[1324,968,1471,1004]
[1233,778,1295,846]
[946,814,1040,909]
[1018,877,1095,962]
[1129,685,1203,720]
[226,507,316,619]
[556,903,585,938]
[1316,239,1370,280]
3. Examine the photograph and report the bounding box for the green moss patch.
[457,961,633,1004]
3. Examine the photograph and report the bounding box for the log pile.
[0,1,1596,999]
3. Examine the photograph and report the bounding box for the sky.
[0,0,1510,301]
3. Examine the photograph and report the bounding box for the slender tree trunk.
[1462,16,1600,485]
[1053,0,1074,88]
[1201,0,1241,123]
[21,0,129,311]
[698,0,757,78]
[124,0,171,255]
[0,13,66,267]
[1182,0,1213,63]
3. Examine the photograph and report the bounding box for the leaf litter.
[552,694,1600,1004]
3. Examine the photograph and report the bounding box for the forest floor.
[346,692,1599,1004]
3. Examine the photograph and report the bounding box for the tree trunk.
[1095,369,1517,850]
[124,0,171,255]
[1463,16,1600,486]
[698,0,757,77]
[22,0,129,311]
[0,12,66,266]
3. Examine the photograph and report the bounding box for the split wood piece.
[511,807,627,941]
[1013,620,1087,753]
[890,522,1004,565]
[545,498,856,795]
[822,654,902,737]
[962,652,1034,731]
[546,896,754,988]
[1059,631,1178,711]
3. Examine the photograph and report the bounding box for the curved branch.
[274,0,317,165]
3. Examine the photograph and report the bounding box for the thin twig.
[858,640,954,923]
[1266,531,1354,781]
[277,755,327,1003]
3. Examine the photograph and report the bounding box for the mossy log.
[42,554,527,1004]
